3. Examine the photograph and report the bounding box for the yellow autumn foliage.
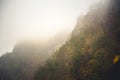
[113,55,120,64]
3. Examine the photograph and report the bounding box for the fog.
[0,0,100,56]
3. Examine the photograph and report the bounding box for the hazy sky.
[0,0,100,56]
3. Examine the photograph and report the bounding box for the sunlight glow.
[21,13,76,39]
[0,0,101,55]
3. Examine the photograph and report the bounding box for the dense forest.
[0,0,120,80]
[34,0,120,80]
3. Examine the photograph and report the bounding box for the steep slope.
[34,0,120,80]
[0,42,52,80]
[0,31,69,80]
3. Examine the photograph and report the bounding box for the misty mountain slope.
[34,0,120,80]
[0,32,69,80]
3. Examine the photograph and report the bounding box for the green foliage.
[1,0,120,80]
[0,35,67,80]
[34,0,120,80]
[34,59,58,80]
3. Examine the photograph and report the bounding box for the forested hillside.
[0,32,69,80]
[0,0,120,80]
[34,0,120,80]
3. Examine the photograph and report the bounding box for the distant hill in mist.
[0,31,70,80]
[34,0,120,80]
